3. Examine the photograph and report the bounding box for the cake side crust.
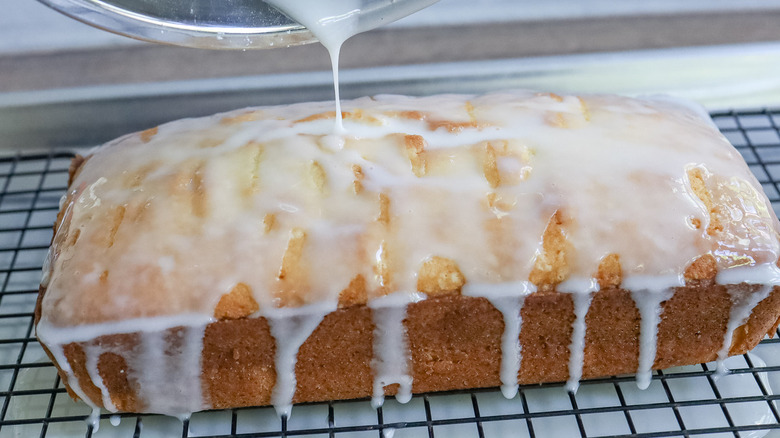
[54,285,780,411]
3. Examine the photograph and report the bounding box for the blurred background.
[3,0,780,92]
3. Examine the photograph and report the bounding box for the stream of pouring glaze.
[265,0,438,133]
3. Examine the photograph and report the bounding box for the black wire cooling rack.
[0,108,778,438]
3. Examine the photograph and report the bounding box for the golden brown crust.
[654,282,730,368]
[276,228,308,307]
[482,143,501,189]
[404,135,428,177]
[688,168,723,235]
[583,288,639,378]
[684,254,718,281]
[203,318,275,409]
[295,306,374,402]
[139,127,159,143]
[64,343,103,406]
[55,285,780,411]
[529,210,572,289]
[308,161,327,194]
[407,295,502,392]
[67,154,88,187]
[220,111,262,126]
[214,283,259,320]
[519,290,575,383]
[338,275,367,308]
[99,351,137,411]
[596,254,623,289]
[416,257,466,296]
[351,164,364,194]
[731,286,780,354]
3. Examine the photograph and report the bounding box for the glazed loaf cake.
[36,91,780,418]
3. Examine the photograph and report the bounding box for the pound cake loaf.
[36,91,780,418]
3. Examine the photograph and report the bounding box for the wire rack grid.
[0,109,778,438]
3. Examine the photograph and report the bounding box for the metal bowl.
[36,0,439,50]
[36,0,317,50]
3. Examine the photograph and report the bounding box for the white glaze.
[265,0,357,132]
[130,326,206,416]
[38,316,209,416]
[463,282,535,399]
[265,303,336,417]
[181,325,208,413]
[495,295,524,399]
[369,292,424,408]
[717,284,773,374]
[84,345,118,412]
[558,278,599,393]
[36,92,780,417]
[45,342,98,412]
[88,408,100,432]
[632,287,675,390]
[717,264,780,285]
[626,274,686,390]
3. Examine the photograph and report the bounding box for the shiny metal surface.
[36,0,315,49]
[35,0,435,50]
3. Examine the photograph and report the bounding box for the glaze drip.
[84,345,117,412]
[717,284,773,374]
[266,304,334,417]
[560,278,598,393]
[463,282,534,399]
[630,282,677,389]
[369,292,423,408]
